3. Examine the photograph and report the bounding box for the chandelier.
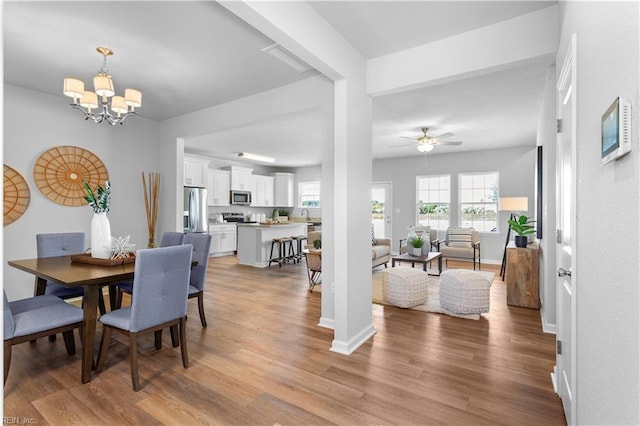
[63,47,142,126]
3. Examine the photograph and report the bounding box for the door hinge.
[556,340,562,355]
[556,229,562,243]
[557,119,562,133]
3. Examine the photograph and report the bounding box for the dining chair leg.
[197,292,207,327]
[129,332,140,391]
[4,341,12,385]
[95,326,112,373]
[62,330,76,356]
[179,317,189,369]
[114,288,123,310]
[170,325,179,348]
[98,289,107,315]
[154,330,162,350]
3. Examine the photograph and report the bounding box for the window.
[298,181,320,208]
[459,172,498,232]
[416,175,450,230]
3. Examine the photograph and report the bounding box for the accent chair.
[435,227,481,270]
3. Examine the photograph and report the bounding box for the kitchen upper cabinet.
[229,166,253,191]
[274,173,295,207]
[251,175,275,207]
[207,169,230,206]
[184,156,207,187]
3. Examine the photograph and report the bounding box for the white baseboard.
[330,324,376,355]
[541,310,557,334]
[318,317,334,329]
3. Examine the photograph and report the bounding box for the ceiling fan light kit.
[63,47,142,126]
[397,127,463,153]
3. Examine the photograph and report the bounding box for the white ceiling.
[2,1,557,167]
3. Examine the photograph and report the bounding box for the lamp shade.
[417,144,434,153]
[79,91,98,109]
[124,89,142,107]
[110,96,128,114]
[63,78,85,99]
[499,197,528,212]
[94,75,114,97]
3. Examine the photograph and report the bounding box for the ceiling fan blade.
[436,141,463,146]
[435,132,454,139]
[390,142,415,148]
[399,136,418,141]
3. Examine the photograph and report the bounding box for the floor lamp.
[499,197,529,279]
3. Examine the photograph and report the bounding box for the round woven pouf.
[382,267,429,308]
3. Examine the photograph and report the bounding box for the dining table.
[8,255,136,383]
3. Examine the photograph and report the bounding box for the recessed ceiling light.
[237,152,276,163]
[261,43,313,74]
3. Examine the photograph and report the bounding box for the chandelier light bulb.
[62,47,141,125]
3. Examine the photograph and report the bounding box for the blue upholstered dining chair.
[112,231,185,309]
[183,232,212,327]
[95,244,193,391]
[4,291,84,385]
[36,232,106,315]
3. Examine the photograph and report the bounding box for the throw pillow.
[372,224,377,245]
[448,228,472,248]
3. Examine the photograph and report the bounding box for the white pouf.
[439,269,492,314]
[382,267,429,308]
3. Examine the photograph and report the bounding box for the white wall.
[559,2,639,423]
[3,84,160,300]
[373,146,537,263]
[537,66,558,332]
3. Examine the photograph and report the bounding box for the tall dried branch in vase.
[142,172,160,248]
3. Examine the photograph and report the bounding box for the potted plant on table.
[508,214,536,248]
[83,180,112,259]
[409,235,424,256]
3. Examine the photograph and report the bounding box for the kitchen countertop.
[237,222,310,228]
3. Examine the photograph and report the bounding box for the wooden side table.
[506,242,540,309]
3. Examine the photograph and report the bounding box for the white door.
[556,34,577,425]
[372,182,392,240]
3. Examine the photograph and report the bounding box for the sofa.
[305,231,391,268]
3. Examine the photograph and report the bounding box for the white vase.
[411,246,422,256]
[91,212,112,259]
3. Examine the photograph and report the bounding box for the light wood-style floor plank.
[4,256,565,425]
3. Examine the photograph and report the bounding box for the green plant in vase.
[83,180,112,259]
[409,235,424,256]
[313,239,322,250]
[508,214,536,247]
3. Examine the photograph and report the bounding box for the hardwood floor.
[4,256,566,425]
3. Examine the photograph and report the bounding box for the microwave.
[230,190,252,205]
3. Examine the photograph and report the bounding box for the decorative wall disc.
[33,146,109,207]
[4,164,31,226]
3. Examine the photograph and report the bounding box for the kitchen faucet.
[300,208,310,220]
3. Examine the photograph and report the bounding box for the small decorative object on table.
[110,235,136,260]
[409,235,425,256]
[313,239,322,250]
[508,214,536,248]
[83,180,112,259]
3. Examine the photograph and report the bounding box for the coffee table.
[391,251,442,276]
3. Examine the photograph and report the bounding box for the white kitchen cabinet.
[229,166,253,191]
[207,169,230,206]
[273,172,295,207]
[251,175,275,207]
[184,156,207,187]
[208,224,237,256]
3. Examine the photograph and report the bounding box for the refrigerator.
[183,186,208,233]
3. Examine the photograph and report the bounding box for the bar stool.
[291,235,307,263]
[268,237,293,267]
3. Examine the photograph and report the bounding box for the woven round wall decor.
[33,146,109,207]
[4,164,31,226]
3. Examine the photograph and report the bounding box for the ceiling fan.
[393,127,463,152]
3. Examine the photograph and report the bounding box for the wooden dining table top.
[8,255,136,287]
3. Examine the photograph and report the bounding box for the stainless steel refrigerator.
[183,186,208,233]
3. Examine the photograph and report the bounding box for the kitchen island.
[237,223,308,267]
